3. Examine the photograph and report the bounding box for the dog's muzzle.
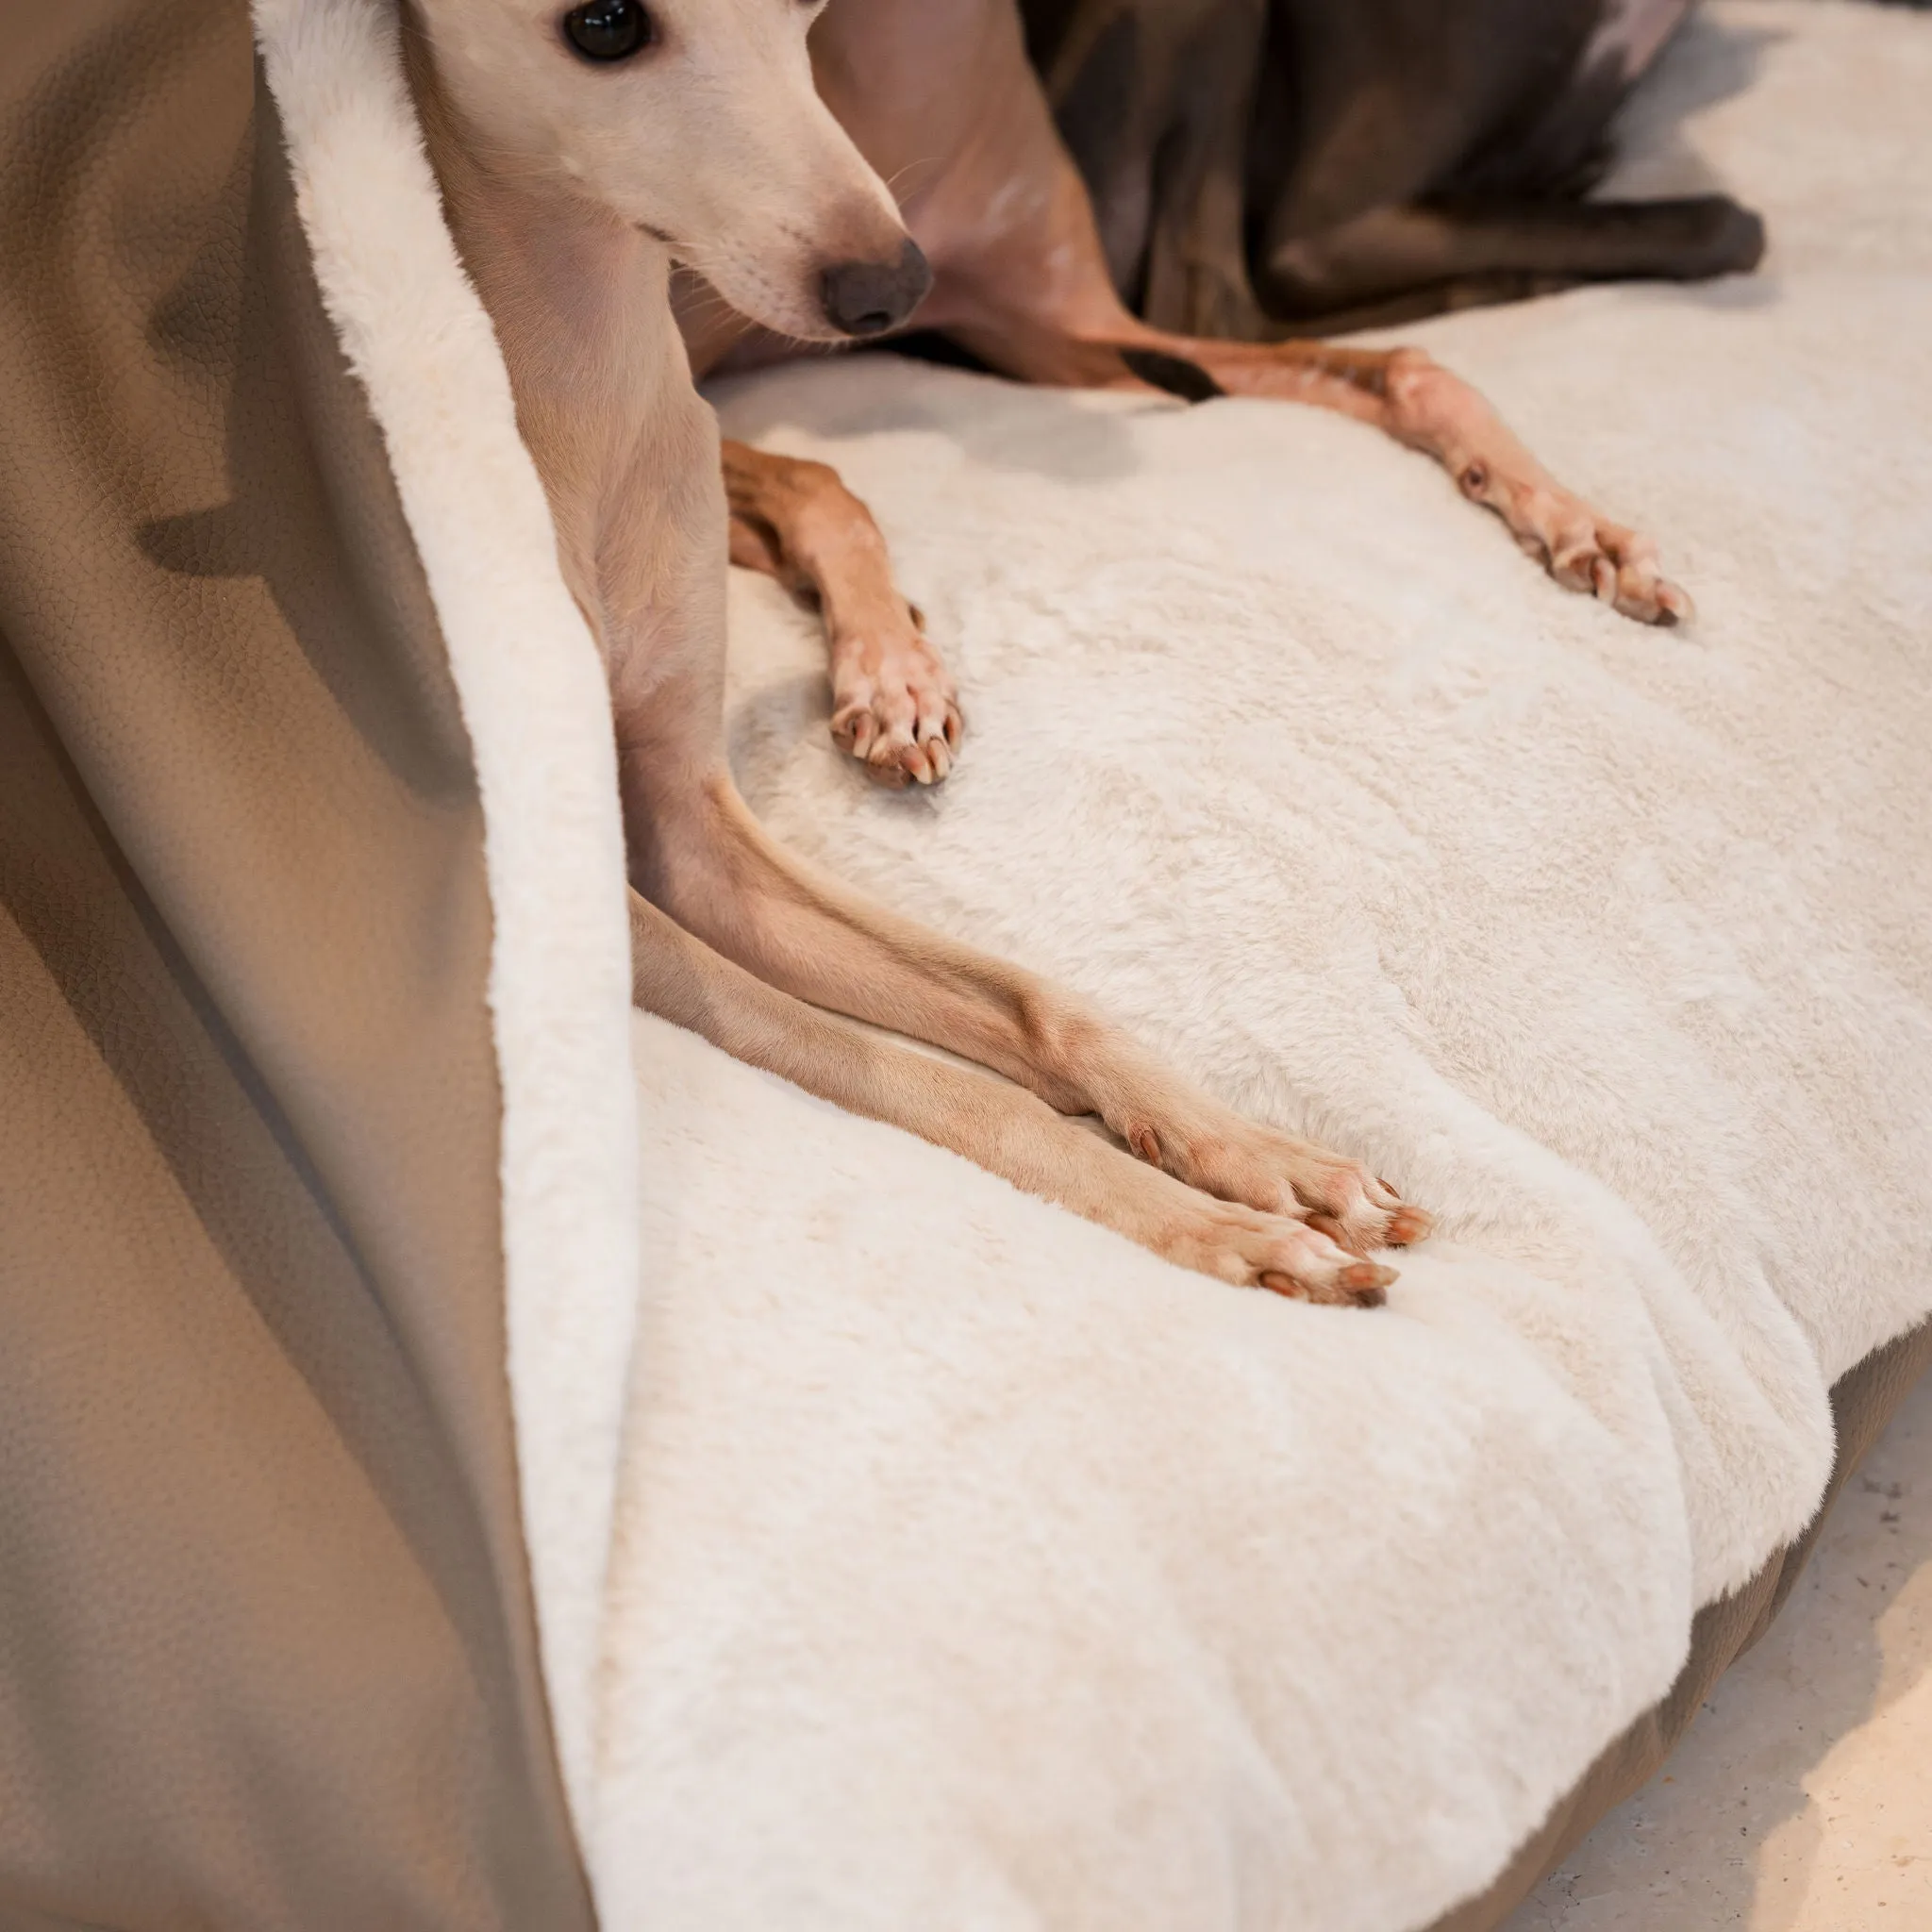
[820,239,933,339]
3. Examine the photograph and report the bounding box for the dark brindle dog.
[1030,0,1762,335]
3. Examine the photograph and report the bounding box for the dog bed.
[600,5,1932,1923]
[0,1,1924,1927]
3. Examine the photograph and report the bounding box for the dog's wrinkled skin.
[403,0,1431,1304]
[688,0,1703,787]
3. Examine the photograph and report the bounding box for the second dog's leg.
[628,885,1393,1305]
[724,440,962,787]
[1128,331,1694,625]
[941,261,1691,625]
[817,0,1690,624]
[630,768,1432,1259]
[1264,195,1766,325]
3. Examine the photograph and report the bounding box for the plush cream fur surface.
[260,2,1931,1927]
[604,7,1932,1925]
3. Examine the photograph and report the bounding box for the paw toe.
[1645,575,1695,628]
[831,702,876,758]
[1385,1204,1433,1246]
[833,657,961,787]
[901,733,952,786]
[1338,1261,1395,1306]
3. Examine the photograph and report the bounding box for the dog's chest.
[586,340,730,715]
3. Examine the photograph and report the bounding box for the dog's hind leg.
[627,764,1432,1264]
[931,206,1693,623]
[1263,194,1766,327]
[626,883,1394,1305]
[723,440,961,786]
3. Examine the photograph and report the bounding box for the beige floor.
[1504,1369,1931,1930]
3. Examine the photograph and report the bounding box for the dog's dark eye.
[561,0,654,61]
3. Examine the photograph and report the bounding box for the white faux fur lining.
[252,0,639,1853]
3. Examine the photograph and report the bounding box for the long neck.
[406,40,666,398]
[401,20,696,659]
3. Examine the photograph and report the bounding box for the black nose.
[819,239,932,338]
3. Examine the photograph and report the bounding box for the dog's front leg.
[723,441,961,786]
[627,764,1430,1261]
[1132,335,1697,627]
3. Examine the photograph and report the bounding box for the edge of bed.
[1424,1316,1932,1932]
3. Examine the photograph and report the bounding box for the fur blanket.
[258,4,1932,1926]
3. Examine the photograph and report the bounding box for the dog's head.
[408,0,930,341]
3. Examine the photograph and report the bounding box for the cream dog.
[403,0,1431,1303]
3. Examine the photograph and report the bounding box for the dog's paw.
[1124,1115,1432,1259]
[1291,1155,1433,1256]
[1379,350,1693,628]
[829,612,963,787]
[1497,482,1693,627]
[1162,1198,1396,1307]
[1256,1139,1431,1257]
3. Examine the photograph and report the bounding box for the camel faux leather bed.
[1,1,1925,1926]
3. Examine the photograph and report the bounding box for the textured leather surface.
[1425,1318,1932,1932]
[0,2,594,1924]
